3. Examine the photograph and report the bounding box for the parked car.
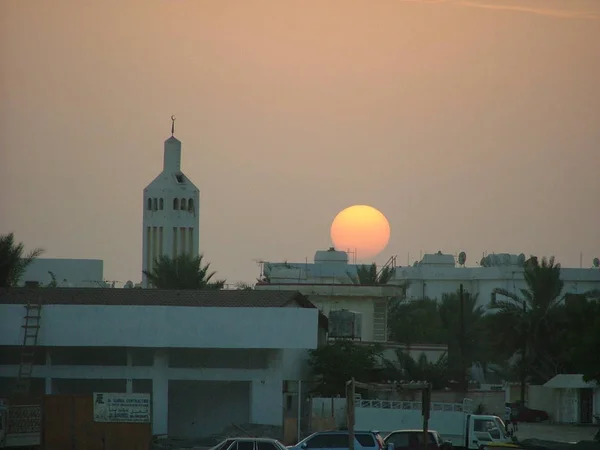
[509,404,549,423]
[210,437,289,450]
[288,429,385,450]
[384,430,453,450]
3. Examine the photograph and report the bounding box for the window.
[173,198,179,210]
[356,434,376,447]
[147,198,152,210]
[175,173,184,183]
[257,443,279,450]
[188,199,194,211]
[305,434,331,449]
[152,198,158,211]
[237,442,254,450]
[328,435,350,448]
[474,419,502,441]
[159,198,164,210]
[180,198,187,210]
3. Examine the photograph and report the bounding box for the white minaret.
[142,116,200,287]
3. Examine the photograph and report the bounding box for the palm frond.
[0,233,44,287]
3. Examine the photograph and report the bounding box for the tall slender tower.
[142,116,200,287]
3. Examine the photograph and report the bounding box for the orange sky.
[1,0,599,285]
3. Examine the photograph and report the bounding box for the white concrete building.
[261,249,600,308]
[142,118,200,287]
[256,279,448,364]
[0,288,327,438]
[542,374,599,424]
[18,258,106,288]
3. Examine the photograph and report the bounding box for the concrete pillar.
[45,350,52,394]
[152,349,169,436]
[250,350,283,425]
[126,349,133,394]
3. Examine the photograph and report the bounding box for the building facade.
[18,258,106,288]
[262,249,600,308]
[255,283,448,363]
[142,120,200,287]
[0,288,326,438]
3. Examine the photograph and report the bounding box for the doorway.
[579,388,594,424]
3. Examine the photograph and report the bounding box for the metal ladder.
[14,301,42,395]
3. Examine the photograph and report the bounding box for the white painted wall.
[18,258,105,287]
[262,251,600,309]
[0,305,319,349]
[0,346,294,438]
[395,266,600,307]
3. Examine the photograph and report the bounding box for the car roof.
[387,430,438,434]
[230,438,280,442]
[318,430,378,434]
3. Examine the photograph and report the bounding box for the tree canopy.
[143,253,226,290]
[348,263,395,285]
[0,233,44,288]
[308,340,384,396]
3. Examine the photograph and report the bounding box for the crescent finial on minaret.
[171,115,176,136]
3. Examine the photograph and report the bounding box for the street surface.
[515,423,598,443]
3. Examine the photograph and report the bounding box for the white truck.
[0,401,41,449]
[354,398,511,450]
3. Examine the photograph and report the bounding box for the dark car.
[509,404,549,423]
[384,430,452,450]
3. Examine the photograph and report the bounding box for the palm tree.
[348,263,395,285]
[0,233,44,288]
[438,290,487,390]
[388,298,444,345]
[143,253,226,289]
[489,255,564,404]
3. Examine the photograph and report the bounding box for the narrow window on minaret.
[146,227,152,275]
[180,198,187,211]
[180,228,186,255]
[172,227,178,258]
[173,198,179,210]
[152,198,158,211]
[159,198,164,210]
[159,227,164,256]
[188,199,194,213]
[152,227,158,265]
[147,198,152,210]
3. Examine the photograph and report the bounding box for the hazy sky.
[1,0,599,285]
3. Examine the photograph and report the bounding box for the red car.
[509,404,549,422]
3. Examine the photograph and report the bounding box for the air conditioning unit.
[328,310,363,340]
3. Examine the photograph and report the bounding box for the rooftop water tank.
[314,247,349,264]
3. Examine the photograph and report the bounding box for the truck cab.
[465,415,510,449]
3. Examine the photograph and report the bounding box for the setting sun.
[330,205,391,261]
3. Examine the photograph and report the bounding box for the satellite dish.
[458,251,467,266]
[593,257,600,268]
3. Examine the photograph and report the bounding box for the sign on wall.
[93,393,151,423]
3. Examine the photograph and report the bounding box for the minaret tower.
[142,116,200,287]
